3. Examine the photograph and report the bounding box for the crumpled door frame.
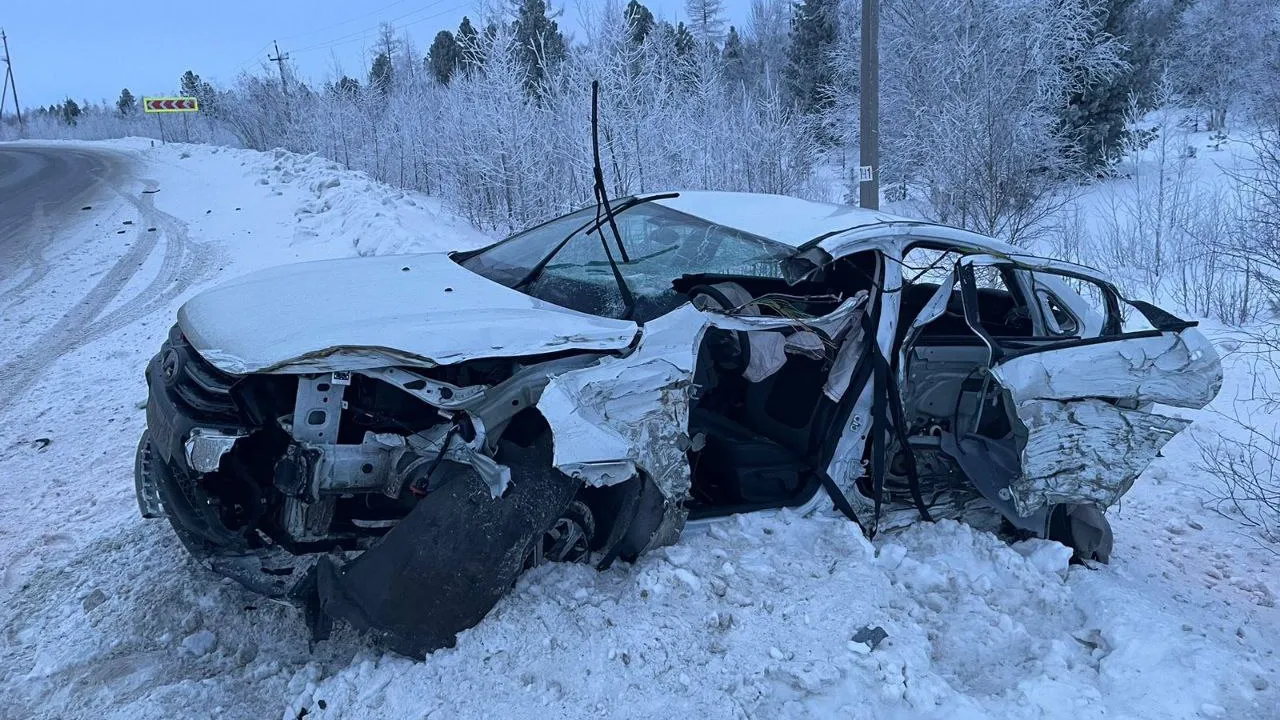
[538,283,889,548]
[951,255,1224,518]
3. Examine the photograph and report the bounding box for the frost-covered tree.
[368,24,398,95]
[333,76,360,96]
[685,0,727,46]
[370,52,393,94]
[1060,0,1139,172]
[511,0,567,92]
[116,88,136,116]
[869,0,1124,244]
[668,21,697,60]
[744,0,791,90]
[722,26,747,92]
[429,30,462,85]
[60,99,82,126]
[179,70,218,114]
[1169,0,1275,130]
[785,0,839,116]
[180,71,201,98]
[624,0,657,46]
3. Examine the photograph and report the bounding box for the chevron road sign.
[143,96,199,113]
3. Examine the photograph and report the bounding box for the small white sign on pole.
[858,165,875,183]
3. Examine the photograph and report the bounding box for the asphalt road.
[0,143,211,411]
[0,144,125,283]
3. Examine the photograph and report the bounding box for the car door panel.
[956,255,1223,518]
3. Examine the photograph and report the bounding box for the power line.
[232,42,274,75]
[276,0,422,43]
[289,0,467,55]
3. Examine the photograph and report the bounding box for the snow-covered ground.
[0,141,1276,720]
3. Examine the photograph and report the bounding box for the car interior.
[679,244,1093,525]
[678,251,880,519]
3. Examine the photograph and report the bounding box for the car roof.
[647,190,909,248]
[642,190,1031,261]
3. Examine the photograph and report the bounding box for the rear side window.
[1035,288,1081,337]
[902,247,1034,338]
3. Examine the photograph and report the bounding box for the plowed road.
[0,144,208,411]
[0,145,123,281]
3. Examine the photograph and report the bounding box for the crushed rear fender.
[992,328,1223,516]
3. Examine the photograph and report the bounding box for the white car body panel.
[990,327,1224,516]
[177,253,639,375]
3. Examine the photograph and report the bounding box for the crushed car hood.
[177,253,639,374]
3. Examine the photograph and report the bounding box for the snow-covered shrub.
[1197,328,1280,542]
[1197,115,1280,540]
[200,6,825,233]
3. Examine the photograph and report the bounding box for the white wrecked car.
[135,191,1222,655]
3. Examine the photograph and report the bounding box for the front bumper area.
[135,329,306,596]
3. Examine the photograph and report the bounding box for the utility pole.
[269,40,291,122]
[1,28,25,134]
[858,0,879,210]
[269,41,290,97]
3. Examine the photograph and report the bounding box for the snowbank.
[0,141,1275,720]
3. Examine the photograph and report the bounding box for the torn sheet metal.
[538,304,704,545]
[178,253,639,375]
[991,328,1222,516]
[1007,399,1191,516]
[992,329,1223,409]
[823,259,899,497]
[538,304,701,492]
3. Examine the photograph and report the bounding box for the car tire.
[1048,503,1113,563]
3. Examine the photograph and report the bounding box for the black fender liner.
[308,438,579,658]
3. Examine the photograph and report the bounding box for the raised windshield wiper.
[511,193,680,292]
[585,81,641,319]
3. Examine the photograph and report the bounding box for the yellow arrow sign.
[143,96,199,113]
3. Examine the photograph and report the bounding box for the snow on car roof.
[648,190,908,247]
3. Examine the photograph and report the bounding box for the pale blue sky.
[4,0,756,109]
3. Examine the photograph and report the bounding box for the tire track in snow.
[0,203,54,311]
[0,176,219,414]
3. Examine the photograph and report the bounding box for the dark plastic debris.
[308,439,578,658]
[852,625,889,650]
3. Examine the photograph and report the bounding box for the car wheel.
[526,500,595,568]
[1048,503,1113,563]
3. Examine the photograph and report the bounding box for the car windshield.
[456,199,794,322]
